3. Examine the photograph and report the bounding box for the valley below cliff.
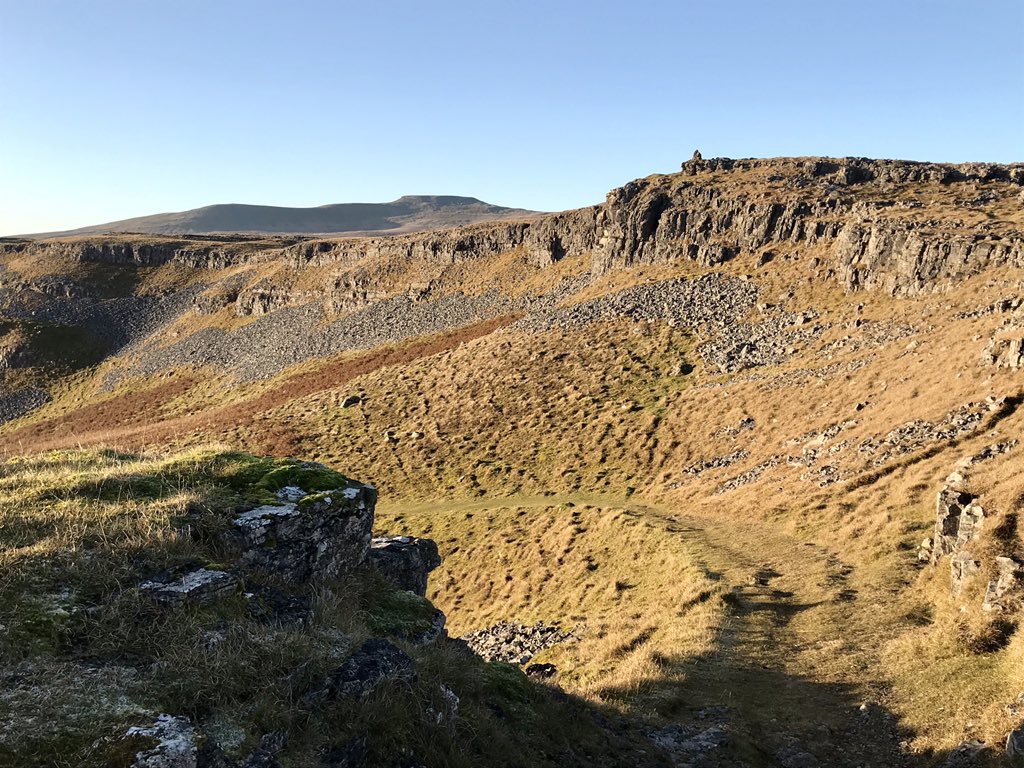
[2,156,1024,767]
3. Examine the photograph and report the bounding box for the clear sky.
[1,0,1021,234]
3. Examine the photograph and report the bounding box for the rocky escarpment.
[280,207,600,270]
[5,157,1021,304]
[4,235,297,270]
[1,208,599,275]
[593,156,1024,295]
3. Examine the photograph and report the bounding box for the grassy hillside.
[0,448,666,767]
[2,157,1024,764]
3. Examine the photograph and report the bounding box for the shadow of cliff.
[574,648,1008,768]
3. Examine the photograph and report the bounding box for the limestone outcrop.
[931,487,985,566]
[926,442,1020,603]
[110,459,451,767]
[980,335,1024,369]
[367,536,442,596]
[226,484,376,583]
[593,157,1024,294]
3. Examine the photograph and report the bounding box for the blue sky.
[1,0,1021,234]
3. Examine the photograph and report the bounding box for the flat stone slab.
[140,569,237,606]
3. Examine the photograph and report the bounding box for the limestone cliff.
[6,156,1021,300]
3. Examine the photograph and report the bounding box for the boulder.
[227,483,376,583]
[980,336,1024,369]
[951,551,983,597]
[525,663,557,679]
[367,536,441,596]
[941,740,989,767]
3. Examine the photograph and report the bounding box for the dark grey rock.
[322,736,368,767]
[1007,725,1024,757]
[240,751,282,768]
[367,536,441,596]
[304,639,415,704]
[775,745,819,768]
[244,584,311,627]
[525,663,557,679]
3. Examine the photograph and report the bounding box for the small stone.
[525,663,557,679]
[124,715,198,768]
[275,486,306,502]
[775,746,819,768]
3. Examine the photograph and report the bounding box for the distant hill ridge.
[29,194,543,238]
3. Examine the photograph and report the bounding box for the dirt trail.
[648,506,910,766]
[383,494,914,766]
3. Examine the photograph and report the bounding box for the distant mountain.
[30,195,542,238]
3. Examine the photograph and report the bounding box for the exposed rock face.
[234,283,315,317]
[594,157,1024,294]
[980,335,1024,369]
[592,177,837,274]
[932,486,985,596]
[227,484,376,583]
[367,536,442,596]
[927,442,1018,601]
[928,453,984,595]
[13,238,280,270]
[983,556,1023,612]
[278,212,600,271]
[836,223,1024,296]
[7,157,1023,308]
